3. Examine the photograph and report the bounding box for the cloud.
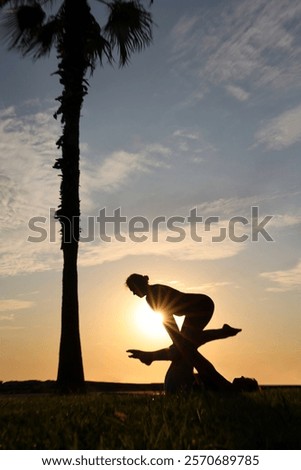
[87,150,150,192]
[0,104,59,227]
[0,314,14,322]
[0,103,63,276]
[254,104,301,149]
[260,260,301,291]
[0,299,34,312]
[0,103,173,276]
[194,195,277,220]
[81,144,171,198]
[269,214,301,228]
[173,129,200,140]
[0,325,25,330]
[170,15,200,62]
[50,197,301,272]
[185,281,237,293]
[225,85,250,102]
[194,194,301,225]
[0,299,34,329]
[78,217,246,268]
[1,101,299,276]
[1,144,298,279]
[0,232,59,277]
[170,0,301,96]
[172,128,216,161]
[171,15,199,43]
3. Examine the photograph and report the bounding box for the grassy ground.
[1,388,300,449]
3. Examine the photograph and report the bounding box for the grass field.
[1,388,300,449]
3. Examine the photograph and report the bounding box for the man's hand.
[126,349,153,366]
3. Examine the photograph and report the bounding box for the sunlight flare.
[134,300,167,339]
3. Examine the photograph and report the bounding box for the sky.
[0,0,300,386]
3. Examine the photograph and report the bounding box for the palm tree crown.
[1,0,153,65]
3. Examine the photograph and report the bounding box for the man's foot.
[222,324,242,336]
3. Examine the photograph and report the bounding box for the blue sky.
[0,0,300,385]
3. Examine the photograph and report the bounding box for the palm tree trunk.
[56,0,90,392]
[57,243,84,391]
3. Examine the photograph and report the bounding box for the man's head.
[126,273,149,297]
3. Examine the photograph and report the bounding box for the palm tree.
[0,0,153,392]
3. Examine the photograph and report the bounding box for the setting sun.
[133,300,167,339]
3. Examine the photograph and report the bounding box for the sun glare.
[134,300,167,339]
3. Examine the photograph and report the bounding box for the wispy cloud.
[2,180,299,277]
[78,226,245,268]
[254,104,301,150]
[170,0,301,97]
[0,233,59,277]
[0,299,34,330]
[77,205,253,267]
[225,85,250,102]
[172,128,216,161]
[82,144,171,196]
[0,103,62,276]
[0,103,173,276]
[1,101,299,277]
[195,195,301,224]
[185,281,237,293]
[0,104,59,227]
[171,15,199,44]
[0,325,25,330]
[0,313,14,322]
[0,299,34,312]
[269,214,301,228]
[173,129,199,140]
[261,259,301,291]
[0,104,171,276]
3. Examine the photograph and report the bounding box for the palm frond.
[27,16,61,58]
[0,1,27,7]
[84,11,112,72]
[0,2,61,58]
[104,0,153,66]
[0,1,55,6]
[1,3,45,51]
